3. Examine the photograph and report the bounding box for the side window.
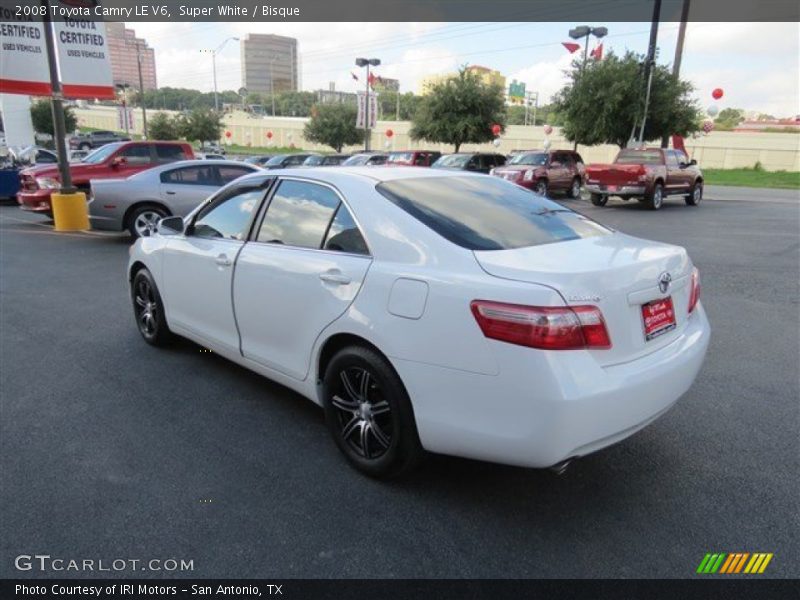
[675,151,688,164]
[369,155,387,165]
[160,166,216,185]
[155,144,188,163]
[285,155,306,167]
[414,154,427,166]
[217,166,256,184]
[323,205,369,255]
[192,188,263,240]
[665,150,680,167]
[119,145,152,165]
[256,180,339,248]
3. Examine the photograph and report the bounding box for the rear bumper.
[586,184,645,196]
[17,189,54,212]
[393,304,710,468]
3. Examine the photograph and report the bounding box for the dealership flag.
[562,42,581,54]
[591,43,604,60]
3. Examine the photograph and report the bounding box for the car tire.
[128,204,168,239]
[131,268,173,346]
[535,179,548,196]
[590,193,608,207]
[568,177,582,199]
[645,182,664,210]
[685,181,703,206]
[322,345,424,478]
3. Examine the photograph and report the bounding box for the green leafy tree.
[148,112,180,140]
[714,108,745,130]
[410,67,506,152]
[303,103,363,152]
[176,108,224,144]
[553,51,701,147]
[275,91,316,117]
[30,99,77,137]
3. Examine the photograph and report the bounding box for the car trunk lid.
[474,233,693,366]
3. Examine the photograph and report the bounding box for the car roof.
[131,159,258,177]
[232,165,482,187]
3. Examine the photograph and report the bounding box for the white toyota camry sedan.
[128,167,710,477]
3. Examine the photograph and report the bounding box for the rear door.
[233,177,372,380]
[664,150,685,194]
[162,183,270,351]
[114,144,155,178]
[159,165,221,215]
[548,151,570,190]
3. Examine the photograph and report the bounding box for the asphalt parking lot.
[1,185,798,579]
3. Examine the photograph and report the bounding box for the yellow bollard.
[51,191,90,232]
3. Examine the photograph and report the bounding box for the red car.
[491,149,585,198]
[584,148,703,210]
[386,150,442,167]
[17,141,194,214]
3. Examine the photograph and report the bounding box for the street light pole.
[269,55,281,116]
[136,42,148,139]
[569,25,608,150]
[356,57,381,152]
[206,37,239,112]
[662,0,691,148]
[638,0,662,144]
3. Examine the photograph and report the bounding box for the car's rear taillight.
[688,267,701,313]
[470,300,611,350]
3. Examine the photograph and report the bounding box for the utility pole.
[662,0,690,147]
[41,0,73,193]
[136,42,148,139]
[568,26,608,150]
[638,0,662,144]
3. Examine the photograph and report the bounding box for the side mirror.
[111,156,127,168]
[158,216,184,235]
[690,159,697,166]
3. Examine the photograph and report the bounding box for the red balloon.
[224,131,232,138]
[491,123,502,136]
[266,131,273,139]
[712,88,723,100]
[385,129,394,138]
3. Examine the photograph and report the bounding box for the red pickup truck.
[17,141,194,215]
[584,148,703,210]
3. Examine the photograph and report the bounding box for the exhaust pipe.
[549,459,573,475]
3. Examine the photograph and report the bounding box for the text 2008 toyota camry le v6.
[128,167,709,477]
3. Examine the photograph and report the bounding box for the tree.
[552,51,701,148]
[410,68,506,151]
[176,109,224,144]
[714,108,745,130]
[303,103,363,152]
[30,99,78,137]
[148,112,180,140]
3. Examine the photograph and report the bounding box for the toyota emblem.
[658,272,672,294]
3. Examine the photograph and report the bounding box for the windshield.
[615,150,663,165]
[433,154,471,168]
[265,155,287,166]
[376,176,610,251]
[82,143,123,164]
[388,152,414,163]
[342,155,369,166]
[509,153,547,166]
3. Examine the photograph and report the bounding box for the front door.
[162,185,266,352]
[233,178,372,380]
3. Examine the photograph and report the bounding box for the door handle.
[165,190,176,195]
[319,271,351,285]
[215,254,232,267]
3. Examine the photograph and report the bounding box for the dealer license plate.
[641,297,676,341]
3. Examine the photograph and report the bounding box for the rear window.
[155,144,189,162]
[376,176,610,251]
[616,150,663,165]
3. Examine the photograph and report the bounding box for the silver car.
[89,160,260,238]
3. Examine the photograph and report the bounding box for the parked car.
[303,154,350,166]
[127,167,709,477]
[584,148,703,210]
[431,152,506,173]
[90,159,259,238]
[386,150,442,167]
[262,154,313,169]
[17,141,194,215]
[200,142,226,155]
[69,130,131,151]
[342,153,388,166]
[491,149,585,198]
[197,152,227,160]
[242,155,275,166]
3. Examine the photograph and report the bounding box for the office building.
[419,65,505,95]
[241,34,299,95]
[105,23,157,91]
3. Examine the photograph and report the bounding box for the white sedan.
[128,167,710,477]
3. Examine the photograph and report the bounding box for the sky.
[131,21,800,118]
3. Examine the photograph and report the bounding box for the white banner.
[55,18,115,99]
[117,106,134,131]
[356,91,378,129]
